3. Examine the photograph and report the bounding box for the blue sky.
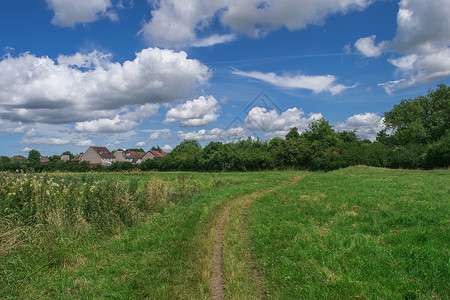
[1,0,449,157]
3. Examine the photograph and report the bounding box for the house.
[72,154,83,163]
[141,150,167,162]
[80,146,115,166]
[113,151,127,162]
[40,156,49,164]
[10,155,27,162]
[113,150,142,164]
[60,155,70,162]
[125,151,142,164]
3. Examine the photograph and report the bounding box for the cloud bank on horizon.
[0,0,449,155]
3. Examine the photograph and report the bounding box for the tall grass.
[0,172,214,296]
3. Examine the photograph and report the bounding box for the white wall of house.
[80,147,102,165]
[141,151,156,162]
[114,151,127,162]
[80,147,115,165]
[101,158,114,166]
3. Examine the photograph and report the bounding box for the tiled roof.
[127,151,142,160]
[11,155,27,161]
[92,147,115,159]
[149,150,167,158]
[72,154,83,162]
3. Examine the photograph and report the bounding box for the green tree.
[285,127,300,141]
[422,130,450,168]
[382,84,450,168]
[49,155,61,162]
[27,149,41,163]
[384,84,450,145]
[169,140,204,171]
[302,119,340,170]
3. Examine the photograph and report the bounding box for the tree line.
[1,84,448,172]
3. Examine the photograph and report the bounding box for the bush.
[423,131,450,168]
[388,144,427,169]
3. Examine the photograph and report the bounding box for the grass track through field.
[211,174,308,299]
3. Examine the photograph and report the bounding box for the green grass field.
[250,167,449,299]
[1,167,448,299]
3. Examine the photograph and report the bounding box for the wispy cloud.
[232,69,356,95]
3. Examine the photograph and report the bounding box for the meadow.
[0,167,448,299]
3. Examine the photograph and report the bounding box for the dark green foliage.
[27,149,41,163]
[422,130,450,168]
[381,84,450,168]
[110,161,137,171]
[285,127,300,141]
[384,84,449,145]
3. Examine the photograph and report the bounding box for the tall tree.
[27,149,41,163]
[383,83,450,145]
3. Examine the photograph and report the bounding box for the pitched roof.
[91,147,115,159]
[123,151,142,163]
[129,151,142,159]
[149,150,167,158]
[72,154,83,162]
[11,155,27,161]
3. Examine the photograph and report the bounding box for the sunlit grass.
[0,171,293,298]
[1,168,448,298]
[0,172,215,298]
[250,166,449,299]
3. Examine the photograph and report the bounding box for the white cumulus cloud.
[354,35,385,57]
[75,139,95,147]
[0,48,210,125]
[21,147,35,153]
[178,128,227,141]
[335,112,384,141]
[244,106,323,137]
[46,0,117,27]
[141,0,372,48]
[75,104,159,136]
[135,141,146,147]
[161,144,173,151]
[177,126,248,141]
[355,0,450,92]
[164,96,220,126]
[380,49,450,93]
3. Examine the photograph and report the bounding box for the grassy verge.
[250,166,449,299]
